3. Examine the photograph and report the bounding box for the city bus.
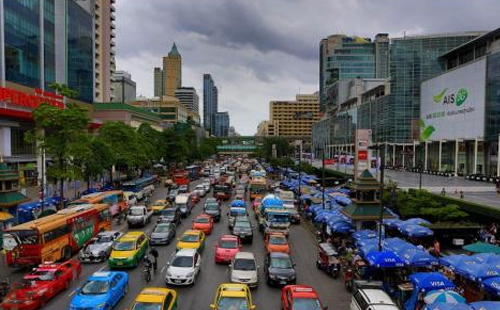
[69,190,126,217]
[185,165,200,181]
[249,177,267,200]
[3,203,111,267]
[173,169,190,186]
[122,176,155,200]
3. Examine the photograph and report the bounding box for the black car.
[149,222,176,245]
[204,202,221,222]
[264,252,296,286]
[232,218,253,243]
[158,206,181,225]
[168,189,179,202]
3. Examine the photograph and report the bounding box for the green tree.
[261,137,293,160]
[30,103,91,207]
[78,137,115,189]
[421,204,469,222]
[198,138,219,159]
[296,162,315,174]
[137,123,162,165]
[49,82,79,99]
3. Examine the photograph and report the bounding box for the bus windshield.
[8,230,38,245]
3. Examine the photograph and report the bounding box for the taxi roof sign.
[93,272,111,277]
[293,287,314,292]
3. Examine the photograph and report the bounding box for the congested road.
[5,179,351,309]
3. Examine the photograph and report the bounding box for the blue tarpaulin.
[365,251,405,268]
[482,276,500,296]
[399,224,434,238]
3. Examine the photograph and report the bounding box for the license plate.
[280,281,287,285]
[117,262,123,266]
[175,280,181,284]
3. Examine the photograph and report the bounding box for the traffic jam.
[0,158,332,310]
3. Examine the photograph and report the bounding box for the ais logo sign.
[433,88,468,107]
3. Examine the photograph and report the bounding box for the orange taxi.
[265,232,290,254]
[191,214,214,235]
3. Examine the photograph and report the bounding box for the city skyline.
[114,0,499,135]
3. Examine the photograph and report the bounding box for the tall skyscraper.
[163,43,182,97]
[203,74,218,133]
[213,112,230,137]
[94,0,116,102]
[154,67,164,97]
[175,87,199,114]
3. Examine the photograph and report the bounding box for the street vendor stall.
[403,272,456,310]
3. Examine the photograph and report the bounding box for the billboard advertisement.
[354,129,372,179]
[420,58,486,141]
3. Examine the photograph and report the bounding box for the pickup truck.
[127,205,153,227]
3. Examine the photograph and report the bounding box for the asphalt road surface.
[5,180,351,309]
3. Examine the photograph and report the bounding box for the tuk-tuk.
[164,178,173,188]
[316,242,341,278]
[343,259,369,291]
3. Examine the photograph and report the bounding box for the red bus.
[173,169,190,186]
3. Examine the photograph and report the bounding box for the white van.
[175,193,192,217]
[350,289,400,310]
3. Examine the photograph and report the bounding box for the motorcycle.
[0,278,11,303]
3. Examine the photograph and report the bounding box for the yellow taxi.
[152,199,169,215]
[108,231,149,268]
[176,230,206,252]
[129,287,178,310]
[210,283,256,310]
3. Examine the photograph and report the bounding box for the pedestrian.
[460,190,464,199]
[150,247,159,272]
[441,188,446,196]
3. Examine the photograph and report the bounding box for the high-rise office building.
[203,74,218,133]
[163,43,181,97]
[94,0,116,102]
[213,112,230,137]
[175,87,199,114]
[319,34,390,112]
[154,67,164,97]
[111,71,136,103]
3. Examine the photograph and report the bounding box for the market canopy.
[471,253,500,264]
[439,254,472,270]
[399,248,439,267]
[423,290,466,304]
[328,220,355,234]
[399,224,434,238]
[469,301,500,310]
[405,218,432,226]
[352,229,378,241]
[383,218,403,229]
[410,272,456,292]
[365,250,405,268]
[481,276,500,296]
[456,262,500,281]
[463,242,500,254]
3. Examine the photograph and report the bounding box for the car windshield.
[26,270,54,281]
[96,235,113,243]
[154,201,166,206]
[169,190,178,196]
[181,234,199,242]
[230,210,245,217]
[268,214,289,223]
[234,258,256,271]
[195,217,210,223]
[171,256,193,267]
[161,209,175,216]
[269,236,287,245]
[129,208,144,216]
[113,241,135,251]
[131,302,162,310]
[270,257,293,269]
[196,186,204,190]
[220,240,238,248]
[206,204,219,210]
[154,225,171,233]
[217,297,248,310]
[292,298,323,310]
[81,280,109,295]
[235,221,251,228]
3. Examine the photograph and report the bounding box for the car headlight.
[37,289,48,296]
[270,274,279,280]
[186,272,194,278]
[96,302,107,309]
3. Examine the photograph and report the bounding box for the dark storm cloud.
[115,0,500,135]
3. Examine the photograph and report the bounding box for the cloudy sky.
[115,0,499,135]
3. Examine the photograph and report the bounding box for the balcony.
[110,12,115,21]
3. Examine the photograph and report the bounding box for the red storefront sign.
[358,150,368,160]
[323,159,335,165]
[0,85,64,109]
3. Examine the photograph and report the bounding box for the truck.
[277,190,300,224]
[213,176,233,201]
[175,193,193,217]
[257,195,290,236]
[127,205,153,227]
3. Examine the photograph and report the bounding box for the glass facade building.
[203,74,218,133]
[43,0,55,90]
[486,52,500,142]
[213,112,229,137]
[67,0,94,103]
[4,0,41,88]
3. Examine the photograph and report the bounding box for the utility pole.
[322,148,326,210]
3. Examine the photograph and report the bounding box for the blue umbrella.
[383,218,403,229]
[439,254,471,270]
[399,224,434,238]
[423,303,471,310]
[353,230,378,240]
[481,276,500,296]
[410,272,456,292]
[472,253,500,264]
[230,200,246,208]
[383,238,414,253]
[365,251,405,268]
[458,262,500,281]
[399,248,439,267]
[469,301,500,310]
[424,290,466,304]
[405,218,432,226]
[329,221,354,234]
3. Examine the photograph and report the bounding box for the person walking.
[150,247,159,272]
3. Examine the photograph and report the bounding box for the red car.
[192,214,214,235]
[191,193,201,204]
[2,260,82,310]
[281,285,327,310]
[214,235,241,263]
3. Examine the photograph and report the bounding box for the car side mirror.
[210,305,216,309]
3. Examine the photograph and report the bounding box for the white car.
[193,185,206,197]
[124,191,137,208]
[165,249,201,286]
[203,180,211,193]
[229,252,258,288]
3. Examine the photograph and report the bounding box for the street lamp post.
[419,164,423,190]
[322,148,326,210]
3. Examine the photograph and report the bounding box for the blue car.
[70,271,128,310]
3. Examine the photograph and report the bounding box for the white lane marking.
[161,266,166,274]
[68,290,76,297]
[97,265,106,272]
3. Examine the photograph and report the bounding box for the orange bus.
[70,190,126,216]
[249,177,267,200]
[4,203,111,267]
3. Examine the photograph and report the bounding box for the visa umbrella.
[423,303,471,310]
[469,301,500,310]
[481,276,500,296]
[399,248,439,267]
[410,272,456,292]
[423,290,466,304]
[458,262,500,281]
[365,251,405,268]
[405,218,432,226]
[472,253,500,264]
[352,230,378,241]
[399,224,434,238]
[439,254,471,270]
